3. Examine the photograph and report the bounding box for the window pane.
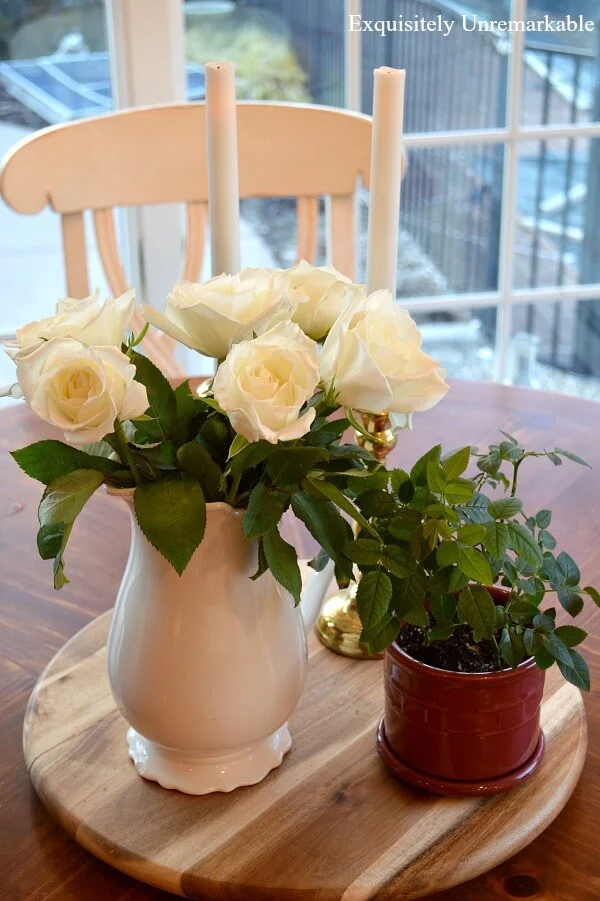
[361,0,509,131]
[0,1,111,339]
[186,1,343,106]
[515,136,600,289]
[510,299,600,397]
[521,0,599,126]
[412,307,497,381]
[397,144,504,296]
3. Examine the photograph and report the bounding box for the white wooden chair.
[0,101,398,377]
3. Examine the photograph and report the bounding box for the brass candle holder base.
[315,583,384,659]
[315,411,397,660]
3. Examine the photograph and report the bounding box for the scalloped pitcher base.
[126,725,292,795]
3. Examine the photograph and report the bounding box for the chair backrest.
[0,101,378,375]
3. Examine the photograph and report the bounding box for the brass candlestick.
[315,412,398,658]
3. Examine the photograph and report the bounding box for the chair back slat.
[0,102,385,376]
[326,195,356,281]
[182,202,207,283]
[296,197,319,264]
[61,212,90,298]
[93,209,129,297]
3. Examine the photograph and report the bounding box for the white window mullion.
[494,0,527,382]
[345,0,362,112]
[105,0,186,311]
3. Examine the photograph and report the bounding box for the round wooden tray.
[23,609,587,900]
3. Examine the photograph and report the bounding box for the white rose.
[142,268,293,359]
[320,288,449,415]
[15,338,148,446]
[4,290,136,357]
[286,260,353,341]
[213,321,320,444]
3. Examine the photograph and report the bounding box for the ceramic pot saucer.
[376,717,546,797]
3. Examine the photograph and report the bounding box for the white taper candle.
[205,61,241,277]
[366,67,406,297]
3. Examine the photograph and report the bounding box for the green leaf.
[535,509,551,529]
[500,627,527,668]
[251,538,269,581]
[429,592,457,622]
[539,530,556,550]
[177,442,222,502]
[403,606,429,628]
[508,600,539,624]
[39,469,104,528]
[12,440,120,485]
[488,497,523,519]
[557,589,584,617]
[533,613,555,633]
[361,615,400,655]
[37,469,104,590]
[291,490,353,582]
[442,446,471,480]
[343,537,382,566]
[555,552,580,588]
[388,509,422,541]
[243,482,288,539]
[308,548,330,573]
[134,477,206,575]
[444,479,476,504]
[37,522,67,560]
[390,469,410,494]
[541,633,573,667]
[456,523,485,546]
[303,477,379,538]
[583,585,600,607]
[506,522,543,567]
[460,493,492,524]
[457,546,493,584]
[458,586,496,642]
[228,434,249,458]
[547,452,562,466]
[228,440,276,476]
[130,350,177,440]
[484,521,510,561]
[554,625,587,648]
[554,448,590,468]
[356,570,393,630]
[534,646,555,670]
[172,380,199,446]
[197,417,231,464]
[380,545,416,578]
[266,447,329,487]
[498,430,518,445]
[410,445,442,487]
[356,488,397,519]
[262,527,302,604]
[391,569,427,618]
[556,648,590,691]
[426,462,447,495]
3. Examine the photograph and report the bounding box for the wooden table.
[1,380,599,901]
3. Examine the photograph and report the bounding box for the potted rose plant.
[339,437,599,795]
[2,265,447,795]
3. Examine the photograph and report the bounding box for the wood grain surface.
[2,380,600,900]
[22,606,587,900]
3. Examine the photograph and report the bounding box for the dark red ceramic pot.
[377,587,546,796]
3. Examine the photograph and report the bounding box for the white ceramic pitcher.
[106,494,333,795]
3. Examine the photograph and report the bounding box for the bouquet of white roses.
[2,261,448,596]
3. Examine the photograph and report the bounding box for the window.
[183,0,600,396]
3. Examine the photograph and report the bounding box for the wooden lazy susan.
[23,608,587,900]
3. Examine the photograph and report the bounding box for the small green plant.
[340,434,599,690]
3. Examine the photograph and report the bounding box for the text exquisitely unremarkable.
[348,14,596,37]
